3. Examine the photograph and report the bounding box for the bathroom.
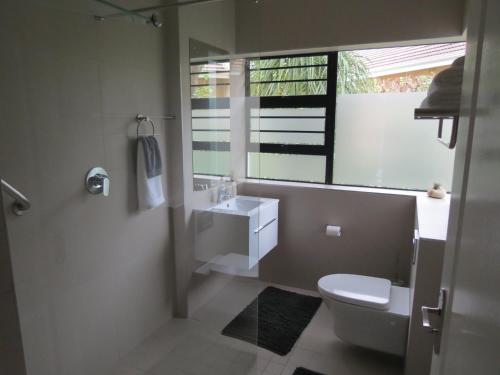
[1,0,500,375]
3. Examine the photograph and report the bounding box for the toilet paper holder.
[326,225,342,237]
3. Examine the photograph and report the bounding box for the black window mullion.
[259,95,327,108]
[324,52,338,185]
[191,98,230,109]
[192,141,230,152]
[250,130,324,134]
[253,143,326,155]
[249,64,327,72]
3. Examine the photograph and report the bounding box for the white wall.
[240,182,415,290]
[235,0,466,55]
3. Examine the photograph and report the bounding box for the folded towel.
[430,67,463,90]
[452,56,465,68]
[420,55,465,110]
[137,136,165,210]
[420,93,462,110]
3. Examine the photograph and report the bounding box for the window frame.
[245,52,338,184]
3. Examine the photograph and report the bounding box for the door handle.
[421,288,447,354]
[422,305,441,333]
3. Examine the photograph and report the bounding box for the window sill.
[240,178,425,198]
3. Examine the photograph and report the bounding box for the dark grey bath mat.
[221,286,322,356]
[293,367,326,375]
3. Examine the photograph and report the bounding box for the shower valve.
[86,167,110,197]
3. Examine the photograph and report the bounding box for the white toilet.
[318,274,410,356]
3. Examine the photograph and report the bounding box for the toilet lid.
[318,274,391,310]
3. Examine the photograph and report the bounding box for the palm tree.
[250,52,376,96]
[337,51,377,94]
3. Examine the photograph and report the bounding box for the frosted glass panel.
[193,150,230,175]
[193,132,230,142]
[248,153,325,182]
[250,118,324,132]
[192,118,230,130]
[333,92,455,190]
[250,132,324,145]
[192,108,230,117]
[251,108,325,117]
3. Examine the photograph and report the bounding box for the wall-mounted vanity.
[194,196,279,277]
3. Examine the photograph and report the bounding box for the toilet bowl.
[318,274,409,356]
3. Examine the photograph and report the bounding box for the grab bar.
[1,179,31,216]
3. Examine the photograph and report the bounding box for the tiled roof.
[355,42,466,77]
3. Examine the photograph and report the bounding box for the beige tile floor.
[112,277,404,375]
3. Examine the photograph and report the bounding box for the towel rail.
[136,114,176,138]
[414,108,460,150]
[1,179,31,216]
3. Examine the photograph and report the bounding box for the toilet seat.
[318,274,391,311]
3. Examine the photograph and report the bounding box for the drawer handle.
[254,218,276,234]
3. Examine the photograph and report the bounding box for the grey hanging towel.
[138,136,162,178]
[137,136,165,210]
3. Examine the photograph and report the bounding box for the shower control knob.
[86,167,110,197]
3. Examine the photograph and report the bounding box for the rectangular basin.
[211,195,276,216]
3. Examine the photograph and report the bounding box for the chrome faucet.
[217,182,232,203]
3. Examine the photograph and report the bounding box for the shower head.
[148,13,162,28]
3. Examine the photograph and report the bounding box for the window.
[191,43,466,190]
[246,44,465,190]
[191,61,231,176]
[247,54,336,183]
[332,45,463,190]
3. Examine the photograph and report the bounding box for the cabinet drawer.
[255,218,278,260]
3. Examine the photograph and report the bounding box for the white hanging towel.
[137,136,166,210]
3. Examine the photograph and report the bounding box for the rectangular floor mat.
[221,286,322,356]
[293,367,326,375]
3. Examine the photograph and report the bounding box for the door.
[430,0,500,373]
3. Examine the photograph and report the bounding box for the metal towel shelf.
[414,108,460,149]
[1,179,31,216]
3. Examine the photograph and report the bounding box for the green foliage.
[192,52,436,98]
[191,85,215,98]
[250,56,328,96]
[250,53,378,96]
[337,51,378,94]
[379,74,433,92]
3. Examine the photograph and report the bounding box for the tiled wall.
[240,182,415,290]
[0,1,176,374]
[0,193,27,374]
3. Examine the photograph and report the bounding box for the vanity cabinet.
[405,195,450,375]
[194,196,279,276]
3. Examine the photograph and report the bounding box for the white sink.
[211,196,275,216]
[195,195,279,274]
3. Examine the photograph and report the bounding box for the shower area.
[0,0,270,374]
